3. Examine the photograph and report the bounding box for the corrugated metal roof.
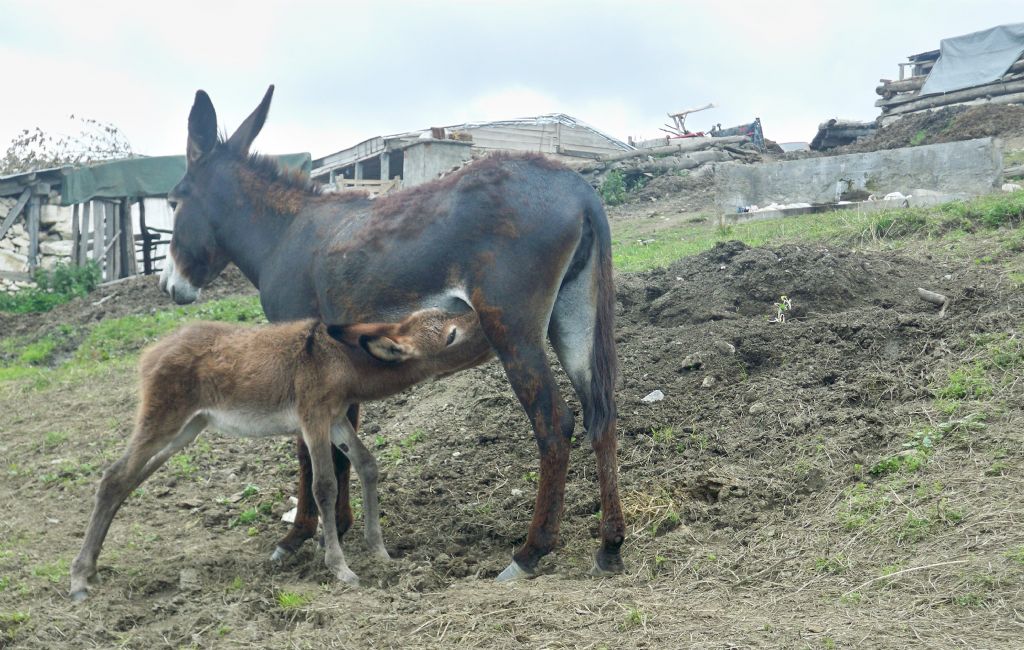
[314,113,632,168]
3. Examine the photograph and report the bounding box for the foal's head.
[328,308,480,363]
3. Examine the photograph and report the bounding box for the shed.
[0,153,309,288]
[311,113,632,191]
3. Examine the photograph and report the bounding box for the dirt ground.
[2,207,1023,648]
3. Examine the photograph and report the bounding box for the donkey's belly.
[203,407,301,438]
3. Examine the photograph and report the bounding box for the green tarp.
[58,153,312,206]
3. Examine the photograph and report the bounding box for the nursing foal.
[70,308,490,601]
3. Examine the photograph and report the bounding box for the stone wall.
[714,137,1004,212]
[0,196,75,293]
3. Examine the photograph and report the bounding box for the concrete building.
[311,114,633,192]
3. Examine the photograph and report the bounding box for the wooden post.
[120,197,137,277]
[93,200,106,279]
[108,201,119,280]
[27,194,40,275]
[79,202,92,268]
[71,204,80,266]
[138,198,151,275]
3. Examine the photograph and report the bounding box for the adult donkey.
[159,85,624,580]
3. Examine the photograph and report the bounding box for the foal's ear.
[326,323,417,363]
[187,90,218,166]
[227,84,275,157]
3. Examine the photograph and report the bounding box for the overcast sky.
[1,1,1021,161]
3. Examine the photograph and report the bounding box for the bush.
[0,262,101,313]
[600,170,628,206]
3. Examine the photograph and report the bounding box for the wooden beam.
[71,203,80,266]
[27,194,40,274]
[79,202,91,268]
[877,78,1024,110]
[0,186,32,240]
[883,89,1024,117]
[93,200,106,269]
[138,199,152,275]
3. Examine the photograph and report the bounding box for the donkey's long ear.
[227,84,274,157]
[326,323,417,362]
[187,90,218,166]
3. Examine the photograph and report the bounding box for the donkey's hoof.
[591,549,625,577]
[335,567,360,586]
[495,561,533,582]
[270,546,291,563]
[371,546,392,562]
[69,587,89,603]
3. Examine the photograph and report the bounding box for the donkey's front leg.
[302,414,359,586]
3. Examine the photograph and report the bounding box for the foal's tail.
[585,198,619,441]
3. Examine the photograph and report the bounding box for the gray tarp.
[59,153,311,206]
[920,23,1024,96]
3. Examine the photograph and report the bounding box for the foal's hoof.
[495,561,534,582]
[69,588,89,603]
[270,546,292,563]
[371,545,393,562]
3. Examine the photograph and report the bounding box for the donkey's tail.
[585,197,618,441]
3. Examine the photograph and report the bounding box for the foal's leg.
[331,417,391,560]
[273,405,360,561]
[301,412,358,585]
[71,413,206,601]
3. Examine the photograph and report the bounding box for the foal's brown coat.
[70,309,489,600]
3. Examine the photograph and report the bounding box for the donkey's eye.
[446,328,458,346]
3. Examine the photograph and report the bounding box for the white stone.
[641,390,665,403]
[0,239,12,251]
[11,236,28,250]
[0,250,28,273]
[1002,183,1023,193]
[40,240,74,257]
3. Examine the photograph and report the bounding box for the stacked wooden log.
[577,135,759,187]
[876,56,1024,119]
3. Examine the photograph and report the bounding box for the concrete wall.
[402,140,473,187]
[714,137,1003,211]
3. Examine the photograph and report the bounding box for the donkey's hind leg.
[547,246,625,576]
[70,413,206,601]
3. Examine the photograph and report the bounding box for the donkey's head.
[327,309,481,363]
[159,86,275,304]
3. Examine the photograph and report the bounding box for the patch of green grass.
[611,192,1024,272]
[236,508,260,525]
[169,453,198,477]
[76,295,264,362]
[277,590,312,610]
[1005,546,1024,565]
[0,611,30,641]
[43,430,69,447]
[40,460,97,485]
[910,129,928,146]
[619,605,645,631]
[650,426,675,445]
[31,558,69,584]
[814,555,848,574]
[15,337,57,366]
